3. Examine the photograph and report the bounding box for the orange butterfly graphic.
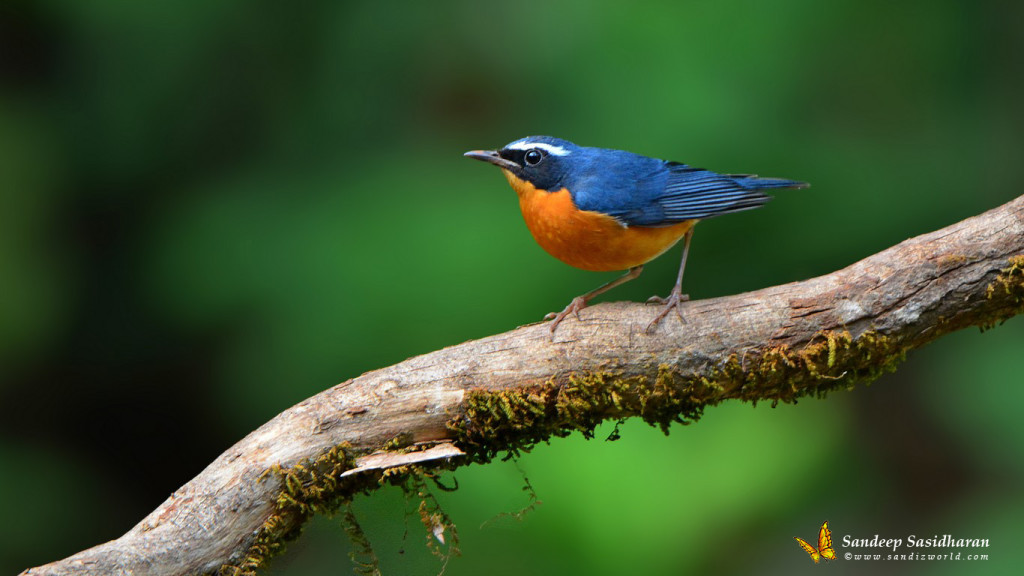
[794,521,837,563]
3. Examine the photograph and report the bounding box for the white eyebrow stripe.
[506,141,570,156]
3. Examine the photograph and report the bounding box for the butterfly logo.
[794,521,837,563]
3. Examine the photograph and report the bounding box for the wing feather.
[568,153,806,227]
[656,164,804,222]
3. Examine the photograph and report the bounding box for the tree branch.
[23,195,1024,576]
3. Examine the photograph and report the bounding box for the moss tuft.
[982,255,1024,331]
[219,444,359,576]
[217,442,462,576]
[404,470,461,573]
[448,329,908,463]
[340,500,382,576]
[986,255,1024,303]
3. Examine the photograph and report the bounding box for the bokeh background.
[2,1,1022,574]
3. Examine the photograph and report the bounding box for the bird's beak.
[464,149,520,171]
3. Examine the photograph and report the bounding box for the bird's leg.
[646,228,694,332]
[546,265,645,333]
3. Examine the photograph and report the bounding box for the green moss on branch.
[449,329,907,463]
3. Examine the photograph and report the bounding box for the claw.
[645,287,689,332]
[647,292,689,305]
[547,296,588,335]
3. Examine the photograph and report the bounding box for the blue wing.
[655,162,806,222]
[570,151,806,227]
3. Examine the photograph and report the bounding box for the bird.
[464,136,807,333]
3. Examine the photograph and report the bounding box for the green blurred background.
[2,0,1022,574]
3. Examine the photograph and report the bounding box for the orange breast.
[503,170,694,272]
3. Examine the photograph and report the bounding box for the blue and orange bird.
[465,136,807,333]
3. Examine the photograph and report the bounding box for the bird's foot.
[545,296,588,335]
[645,287,689,332]
[645,291,690,305]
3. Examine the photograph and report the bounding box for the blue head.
[464,136,589,192]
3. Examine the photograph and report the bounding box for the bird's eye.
[524,149,544,166]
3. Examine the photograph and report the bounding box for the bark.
[22,194,1024,576]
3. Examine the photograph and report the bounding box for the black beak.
[464,149,520,170]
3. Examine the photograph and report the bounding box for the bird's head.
[464,136,580,192]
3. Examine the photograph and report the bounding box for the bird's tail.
[730,174,809,190]
[657,165,808,221]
